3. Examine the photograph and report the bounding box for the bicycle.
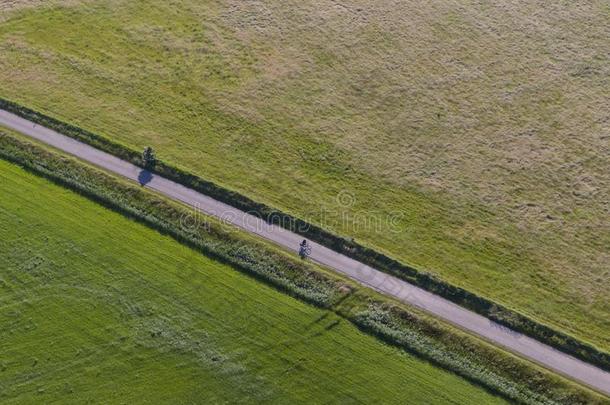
[299,241,312,259]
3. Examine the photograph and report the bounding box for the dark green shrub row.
[1,97,608,372]
[343,300,605,405]
[0,132,605,404]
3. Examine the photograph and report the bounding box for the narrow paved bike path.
[1,110,608,396]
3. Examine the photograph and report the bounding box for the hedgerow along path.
[1,109,609,396]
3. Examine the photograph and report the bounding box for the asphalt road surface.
[1,109,609,396]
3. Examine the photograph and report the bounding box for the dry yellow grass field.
[0,0,608,350]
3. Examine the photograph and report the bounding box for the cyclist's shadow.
[138,169,153,186]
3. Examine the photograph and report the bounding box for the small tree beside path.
[142,146,156,169]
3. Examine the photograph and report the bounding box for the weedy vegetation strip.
[1,97,607,372]
[0,131,606,404]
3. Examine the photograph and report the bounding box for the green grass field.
[0,159,506,403]
[0,0,608,352]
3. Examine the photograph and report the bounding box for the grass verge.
[0,128,606,404]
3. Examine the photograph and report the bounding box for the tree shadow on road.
[138,169,152,186]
